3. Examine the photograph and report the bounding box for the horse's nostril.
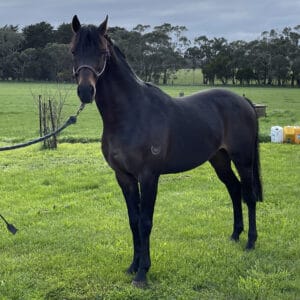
[77,86,82,97]
[89,84,95,95]
[77,84,94,103]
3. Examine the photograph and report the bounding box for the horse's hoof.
[126,265,137,275]
[231,229,243,241]
[245,242,255,251]
[126,268,133,275]
[132,280,147,289]
[230,235,239,242]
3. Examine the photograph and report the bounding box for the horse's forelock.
[73,26,101,51]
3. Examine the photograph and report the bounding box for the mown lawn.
[0,143,299,299]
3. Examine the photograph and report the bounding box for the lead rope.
[0,214,17,235]
[0,103,85,152]
[0,103,85,234]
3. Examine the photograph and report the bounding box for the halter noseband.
[73,49,109,79]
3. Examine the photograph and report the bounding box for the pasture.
[0,82,300,144]
[0,82,299,299]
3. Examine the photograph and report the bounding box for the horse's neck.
[95,58,144,125]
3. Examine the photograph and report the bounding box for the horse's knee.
[128,213,139,229]
[139,218,153,237]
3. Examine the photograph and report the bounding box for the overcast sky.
[0,0,299,41]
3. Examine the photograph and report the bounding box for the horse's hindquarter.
[162,89,256,174]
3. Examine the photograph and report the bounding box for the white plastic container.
[270,126,283,143]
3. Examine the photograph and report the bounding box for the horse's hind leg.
[209,149,243,241]
[231,152,258,250]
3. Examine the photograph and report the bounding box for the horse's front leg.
[115,171,141,274]
[133,172,159,287]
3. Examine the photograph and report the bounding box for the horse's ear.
[98,15,108,35]
[72,15,81,33]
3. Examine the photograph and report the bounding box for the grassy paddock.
[0,82,299,145]
[0,82,299,299]
[0,143,299,299]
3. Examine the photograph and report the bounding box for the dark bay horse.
[71,15,263,286]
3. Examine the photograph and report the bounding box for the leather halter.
[73,49,109,78]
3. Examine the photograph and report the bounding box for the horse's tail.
[253,111,263,202]
[243,96,263,202]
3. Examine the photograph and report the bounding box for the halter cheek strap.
[73,49,109,79]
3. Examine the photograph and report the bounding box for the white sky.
[0,0,299,41]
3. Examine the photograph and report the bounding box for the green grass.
[0,82,300,299]
[0,82,101,144]
[168,68,204,85]
[0,82,299,145]
[0,143,299,299]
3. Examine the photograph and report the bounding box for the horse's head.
[71,15,109,103]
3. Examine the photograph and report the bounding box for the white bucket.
[270,126,283,143]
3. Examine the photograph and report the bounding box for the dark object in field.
[71,15,263,286]
[243,95,267,118]
[0,214,18,235]
[254,104,267,118]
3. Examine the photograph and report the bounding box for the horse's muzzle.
[77,84,95,103]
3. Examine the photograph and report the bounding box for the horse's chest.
[101,134,164,175]
[102,138,136,173]
[102,141,121,166]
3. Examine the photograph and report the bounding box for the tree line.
[0,21,299,86]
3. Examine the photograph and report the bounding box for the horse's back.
[177,89,255,118]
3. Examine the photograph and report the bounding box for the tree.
[271,54,289,85]
[54,23,73,44]
[143,25,183,84]
[185,46,201,84]
[248,40,271,85]
[43,43,73,81]
[2,52,22,80]
[291,57,300,86]
[228,40,248,84]
[20,48,52,80]
[236,68,255,85]
[194,35,214,84]
[194,36,231,85]
[0,19,299,86]
[283,25,300,86]
[0,26,23,79]
[22,22,53,49]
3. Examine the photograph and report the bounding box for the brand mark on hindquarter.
[151,145,161,155]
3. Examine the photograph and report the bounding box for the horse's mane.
[105,35,126,59]
[105,35,146,86]
[105,35,130,66]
